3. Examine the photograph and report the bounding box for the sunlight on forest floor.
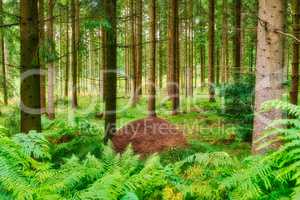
[0,89,251,162]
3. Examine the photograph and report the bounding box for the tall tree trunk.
[0,0,7,105]
[59,7,63,97]
[252,0,284,154]
[168,0,180,115]
[39,0,46,112]
[200,45,205,87]
[290,0,300,105]
[158,14,164,89]
[136,0,143,95]
[282,0,289,84]
[125,4,129,95]
[233,0,241,82]
[148,0,156,117]
[20,0,41,132]
[101,28,107,100]
[187,0,193,97]
[71,0,78,108]
[65,4,70,97]
[75,0,81,97]
[130,0,138,106]
[208,0,215,102]
[221,0,228,84]
[216,47,220,85]
[47,0,55,119]
[103,0,117,143]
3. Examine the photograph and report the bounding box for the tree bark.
[208,0,215,102]
[47,0,55,119]
[65,4,70,97]
[187,0,193,97]
[148,0,156,117]
[221,0,229,84]
[0,0,7,105]
[200,45,205,87]
[101,27,107,100]
[233,0,241,82]
[103,0,117,143]
[168,0,180,115]
[75,0,81,97]
[158,10,164,90]
[71,0,78,108]
[290,0,300,105]
[130,0,138,106]
[136,0,143,96]
[38,0,46,112]
[20,0,41,133]
[252,0,284,154]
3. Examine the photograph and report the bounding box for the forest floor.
[0,89,251,163]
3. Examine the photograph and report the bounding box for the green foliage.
[2,100,300,200]
[221,75,255,141]
[4,106,20,136]
[13,131,51,160]
[43,117,103,162]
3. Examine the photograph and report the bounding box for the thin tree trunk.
[136,0,143,96]
[39,0,46,112]
[290,0,300,105]
[200,45,205,87]
[221,0,228,84]
[0,0,7,105]
[71,0,78,108]
[59,7,63,97]
[208,0,215,102]
[187,0,193,97]
[47,0,55,119]
[148,0,156,117]
[130,0,138,106]
[125,5,129,95]
[101,28,107,100]
[103,0,117,143]
[216,47,220,85]
[168,0,180,115]
[282,0,289,83]
[158,13,164,89]
[20,0,41,133]
[76,0,81,96]
[233,0,241,82]
[65,4,70,97]
[252,0,284,154]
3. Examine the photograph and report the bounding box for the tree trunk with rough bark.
[39,0,46,112]
[65,4,70,97]
[20,0,42,133]
[136,0,143,96]
[130,0,138,106]
[208,0,215,102]
[200,45,205,87]
[0,0,7,105]
[71,0,78,108]
[221,0,228,84]
[290,0,300,105]
[252,0,284,154]
[233,0,241,82]
[103,0,117,143]
[187,0,193,97]
[168,0,180,115]
[47,0,55,119]
[148,0,156,117]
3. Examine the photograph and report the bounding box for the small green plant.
[221,75,255,142]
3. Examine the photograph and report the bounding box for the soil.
[112,117,187,155]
